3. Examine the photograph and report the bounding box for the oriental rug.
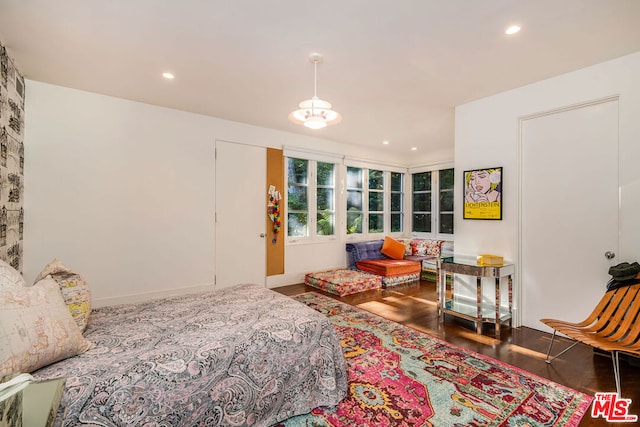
[278,292,593,427]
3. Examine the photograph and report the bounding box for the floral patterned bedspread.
[34,284,347,426]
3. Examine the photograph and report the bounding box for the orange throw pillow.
[381,236,405,260]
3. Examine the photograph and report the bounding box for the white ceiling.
[2,0,640,164]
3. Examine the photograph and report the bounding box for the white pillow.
[0,278,92,377]
[0,258,25,288]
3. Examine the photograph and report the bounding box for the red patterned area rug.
[278,292,593,427]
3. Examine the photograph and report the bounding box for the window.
[347,167,404,235]
[287,158,308,237]
[412,171,432,232]
[316,162,335,235]
[390,172,404,232]
[439,168,454,234]
[412,168,454,236]
[287,157,336,239]
[346,167,363,234]
[368,169,384,233]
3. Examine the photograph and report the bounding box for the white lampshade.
[289,96,342,129]
[289,54,341,129]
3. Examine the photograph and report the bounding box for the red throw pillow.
[381,236,405,260]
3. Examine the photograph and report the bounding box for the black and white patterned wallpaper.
[0,42,25,272]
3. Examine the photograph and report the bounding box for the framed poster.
[463,167,502,220]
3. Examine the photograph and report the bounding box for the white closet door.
[521,99,619,331]
[215,140,266,289]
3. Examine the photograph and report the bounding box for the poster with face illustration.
[463,167,502,220]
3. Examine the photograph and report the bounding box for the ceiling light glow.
[505,25,521,35]
[382,140,390,145]
[162,72,175,79]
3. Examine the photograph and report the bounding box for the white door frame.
[516,96,620,328]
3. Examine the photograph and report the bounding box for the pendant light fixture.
[289,53,342,129]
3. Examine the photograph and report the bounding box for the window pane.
[440,213,454,234]
[369,213,384,233]
[412,193,431,212]
[288,212,307,236]
[368,169,384,190]
[368,192,384,211]
[317,162,334,186]
[391,193,402,211]
[413,172,431,191]
[347,211,363,234]
[317,188,334,211]
[440,190,454,211]
[391,172,403,192]
[287,185,307,210]
[317,212,334,235]
[391,213,402,232]
[347,190,363,210]
[413,213,431,232]
[439,168,454,189]
[347,167,362,188]
[288,158,308,184]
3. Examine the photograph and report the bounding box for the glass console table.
[437,256,514,338]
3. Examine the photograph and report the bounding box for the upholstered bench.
[304,268,383,296]
[346,237,451,287]
[355,258,421,286]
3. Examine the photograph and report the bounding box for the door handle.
[605,251,615,260]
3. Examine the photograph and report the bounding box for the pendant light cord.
[313,60,318,98]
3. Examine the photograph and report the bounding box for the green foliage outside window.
[317,162,335,236]
[287,158,308,237]
[347,210,362,234]
[411,169,454,235]
[391,172,403,232]
[439,168,454,234]
[317,212,334,235]
[346,167,363,234]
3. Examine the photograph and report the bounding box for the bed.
[31,283,348,427]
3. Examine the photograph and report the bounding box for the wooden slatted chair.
[540,283,640,395]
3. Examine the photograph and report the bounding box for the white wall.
[23,81,411,306]
[455,51,640,329]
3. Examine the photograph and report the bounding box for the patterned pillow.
[35,259,91,332]
[411,239,443,256]
[0,259,26,288]
[397,239,413,256]
[0,278,92,377]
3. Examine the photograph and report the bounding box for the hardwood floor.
[274,280,640,426]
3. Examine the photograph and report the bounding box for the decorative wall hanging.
[0,42,25,271]
[463,167,503,220]
[268,185,281,244]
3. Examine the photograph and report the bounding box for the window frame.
[390,171,404,233]
[345,162,406,240]
[409,163,455,239]
[284,151,453,244]
[285,155,339,244]
[286,157,310,238]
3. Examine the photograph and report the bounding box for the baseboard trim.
[92,282,216,308]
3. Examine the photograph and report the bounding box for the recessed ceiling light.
[382,140,390,145]
[505,25,521,35]
[162,72,175,79]
[411,147,417,151]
